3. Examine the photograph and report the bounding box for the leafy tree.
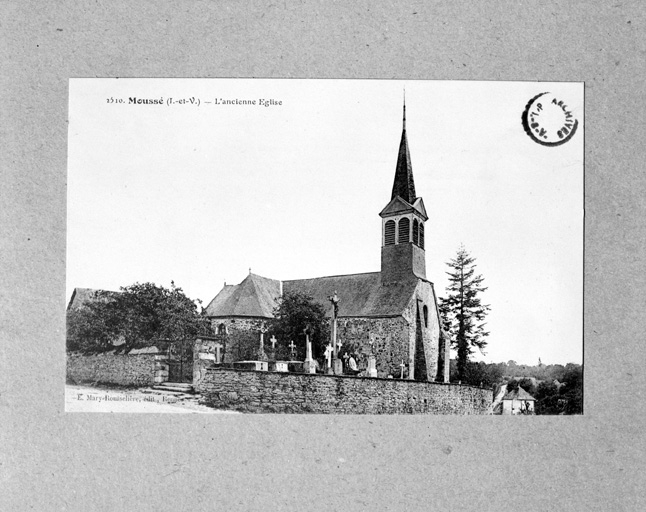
[66,292,122,352]
[560,363,583,414]
[271,291,330,362]
[534,381,561,415]
[226,327,266,362]
[450,360,503,388]
[506,379,520,393]
[66,282,211,353]
[518,377,537,396]
[532,364,583,415]
[439,246,490,381]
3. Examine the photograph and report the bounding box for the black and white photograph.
[65,79,583,415]
[5,2,646,510]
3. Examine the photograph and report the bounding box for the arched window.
[384,220,396,245]
[217,323,227,335]
[419,223,425,249]
[423,305,428,328]
[413,219,419,245]
[398,217,410,243]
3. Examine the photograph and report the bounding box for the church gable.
[379,196,416,217]
[412,197,428,221]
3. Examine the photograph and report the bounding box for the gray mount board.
[2,2,645,511]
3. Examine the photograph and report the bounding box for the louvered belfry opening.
[398,217,410,243]
[419,223,425,249]
[384,220,396,245]
[413,219,419,245]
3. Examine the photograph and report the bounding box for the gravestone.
[367,355,378,378]
[256,325,269,362]
[324,343,333,374]
[302,327,316,374]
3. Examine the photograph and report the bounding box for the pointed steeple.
[391,97,416,203]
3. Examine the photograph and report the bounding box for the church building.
[204,105,450,382]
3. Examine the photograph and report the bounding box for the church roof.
[204,273,281,318]
[283,272,419,318]
[391,103,416,204]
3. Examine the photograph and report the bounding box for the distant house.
[501,387,536,415]
[67,287,123,311]
[67,287,110,310]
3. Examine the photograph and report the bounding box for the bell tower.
[380,101,428,284]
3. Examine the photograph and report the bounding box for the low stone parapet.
[196,368,492,414]
[67,350,160,387]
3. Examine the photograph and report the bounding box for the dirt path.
[65,384,237,414]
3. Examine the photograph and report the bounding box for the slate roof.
[283,272,418,318]
[502,387,536,401]
[391,104,416,203]
[67,288,118,310]
[205,271,421,320]
[204,273,281,318]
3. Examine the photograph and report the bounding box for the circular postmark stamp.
[521,92,578,146]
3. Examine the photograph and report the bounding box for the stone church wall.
[67,351,158,386]
[209,317,266,362]
[197,368,492,414]
[336,316,411,378]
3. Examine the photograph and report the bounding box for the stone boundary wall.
[196,368,492,414]
[67,350,165,387]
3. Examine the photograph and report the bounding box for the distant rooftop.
[502,387,536,401]
[67,287,119,310]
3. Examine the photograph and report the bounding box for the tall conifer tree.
[439,246,490,381]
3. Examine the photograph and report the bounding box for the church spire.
[391,97,416,203]
[403,89,406,130]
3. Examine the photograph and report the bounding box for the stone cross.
[324,343,333,367]
[270,335,278,350]
[328,291,340,362]
[369,333,376,354]
[259,324,268,350]
[288,340,296,359]
[336,339,343,352]
[328,291,340,318]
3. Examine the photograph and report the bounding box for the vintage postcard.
[65,79,583,414]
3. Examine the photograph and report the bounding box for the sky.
[67,79,583,366]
